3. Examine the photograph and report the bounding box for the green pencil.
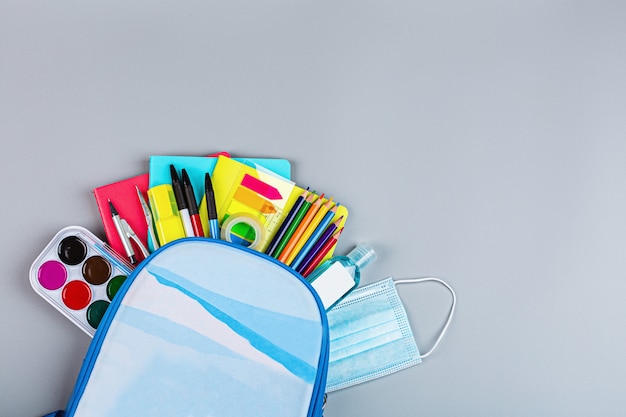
[272,192,316,259]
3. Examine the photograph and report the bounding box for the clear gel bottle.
[307,242,377,310]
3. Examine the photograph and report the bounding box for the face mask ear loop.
[394,277,456,359]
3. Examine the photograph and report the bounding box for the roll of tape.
[221,213,265,250]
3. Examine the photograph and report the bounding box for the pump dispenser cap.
[347,243,377,270]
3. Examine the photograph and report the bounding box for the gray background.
[2,1,626,416]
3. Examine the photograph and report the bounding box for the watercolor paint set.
[29,226,133,336]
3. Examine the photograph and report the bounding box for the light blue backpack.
[43,238,329,417]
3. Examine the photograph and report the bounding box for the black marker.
[205,172,220,239]
[170,164,194,237]
[181,169,204,237]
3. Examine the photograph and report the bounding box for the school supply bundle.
[30,152,342,416]
[33,152,348,337]
[30,151,457,417]
[92,154,347,271]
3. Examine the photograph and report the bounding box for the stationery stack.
[93,152,348,277]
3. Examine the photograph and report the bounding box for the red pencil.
[301,227,344,278]
[296,215,343,274]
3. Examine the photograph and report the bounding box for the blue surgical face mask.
[324,277,456,392]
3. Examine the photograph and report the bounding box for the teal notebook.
[149,155,291,190]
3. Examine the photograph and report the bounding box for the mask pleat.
[325,278,422,392]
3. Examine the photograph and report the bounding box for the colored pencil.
[278,193,324,264]
[285,198,334,266]
[265,188,309,256]
[272,192,315,259]
[296,216,343,274]
[290,203,337,270]
[301,227,344,278]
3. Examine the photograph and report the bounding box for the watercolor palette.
[30,226,134,336]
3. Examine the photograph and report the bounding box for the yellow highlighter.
[147,184,186,245]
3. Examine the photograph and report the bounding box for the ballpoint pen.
[135,185,159,251]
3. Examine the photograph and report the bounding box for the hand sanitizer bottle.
[307,243,377,310]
